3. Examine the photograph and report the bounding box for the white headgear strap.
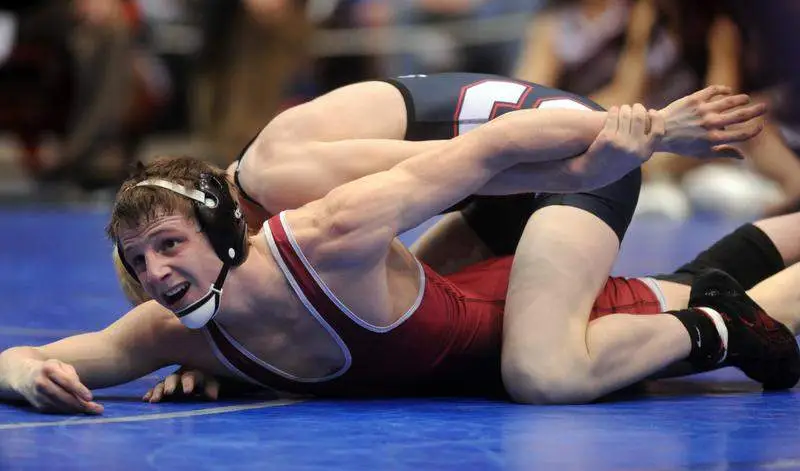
[136,179,218,209]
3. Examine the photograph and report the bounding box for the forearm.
[251,108,616,212]
[2,308,181,394]
[326,109,613,241]
[0,347,44,400]
[475,108,607,165]
[476,107,649,191]
[480,104,660,194]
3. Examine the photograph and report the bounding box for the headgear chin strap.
[174,263,230,329]
[118,174,248,329]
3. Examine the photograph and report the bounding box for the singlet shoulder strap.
[233,134,264,206]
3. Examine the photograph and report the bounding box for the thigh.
[502,206,621,378]
[464,168,641,256]
[500,171,642,392]
[263,80,408,142]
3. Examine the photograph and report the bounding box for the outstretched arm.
[0,301,213,414]
[232,138,450,215]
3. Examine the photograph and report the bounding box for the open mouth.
[163,282,190,307]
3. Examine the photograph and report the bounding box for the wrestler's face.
[118,213,222,311]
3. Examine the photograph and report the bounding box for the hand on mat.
[143,367,220,403]
[18,359,103,414]
[656,85,766,159]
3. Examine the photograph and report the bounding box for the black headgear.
[117,173,248,281]
[115,173,250,328]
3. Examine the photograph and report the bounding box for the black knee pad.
[462,168,641,255]
[653,223,785,290]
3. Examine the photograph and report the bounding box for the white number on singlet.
[536,98,594,111]
[455,80,593,135]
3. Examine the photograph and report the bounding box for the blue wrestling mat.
[1,207,799,471]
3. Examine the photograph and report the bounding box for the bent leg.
[652,263,800,346]
[263,81,408,142]
[724,262,800,335]
[503,208,800,405]
[501,205,693,404]
[654,210,800,335]
[502,169,653,404]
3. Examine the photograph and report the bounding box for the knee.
[501,354,600,405]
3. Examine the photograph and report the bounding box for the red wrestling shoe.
[689,269,800,390]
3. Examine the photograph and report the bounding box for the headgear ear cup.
[194,173,248,266]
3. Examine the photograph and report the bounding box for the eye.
[159,238,181,253]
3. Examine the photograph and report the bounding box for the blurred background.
[0,0,799,221]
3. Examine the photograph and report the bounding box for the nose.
[144,251,172,283]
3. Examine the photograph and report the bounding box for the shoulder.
[279,198,393,270]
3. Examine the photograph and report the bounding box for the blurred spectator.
[514,0,800,219]
[310,0,393,93]
[190,0,312,165]
[514,0,695,219]
[0,0,168,191]
[642,0,800,218]
[389,0,535,76]
[514,0,691,109]
[723,0,800,216]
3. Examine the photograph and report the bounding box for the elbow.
[0,346,42,369]
[320,187,357,238]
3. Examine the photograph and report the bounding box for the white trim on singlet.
[212,315,348,383]
[252,222,353,382]
[638,277,668,312]
[278,211,426,333]
[201,326,264,387]
[200,223,353,385]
